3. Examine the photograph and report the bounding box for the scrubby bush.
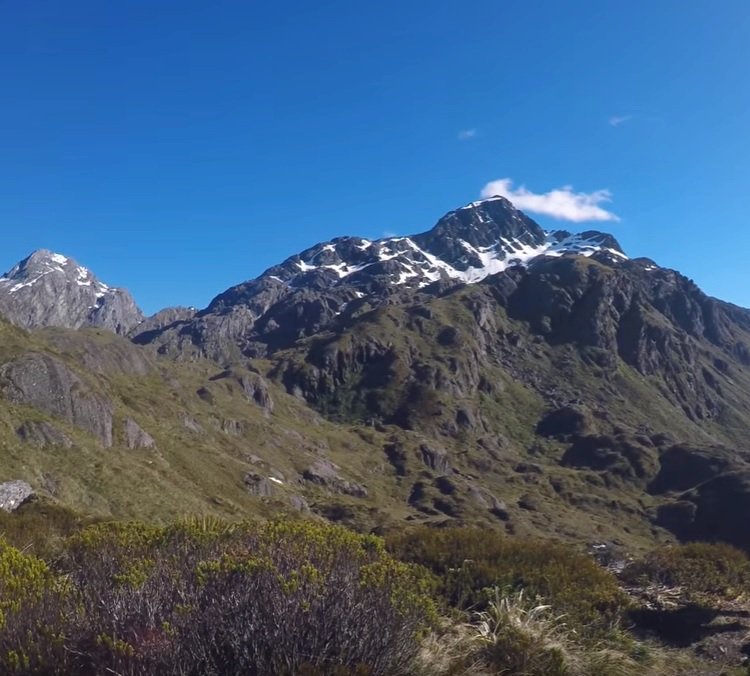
[0,519,435,675]
[387,527,627,635]
[622,542,750,600]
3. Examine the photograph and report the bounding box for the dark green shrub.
[622,542,750,599]
[0,519,435,675]
[387,527,627,634]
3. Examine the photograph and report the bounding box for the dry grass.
[415,589,697,676]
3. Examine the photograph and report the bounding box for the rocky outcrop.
[16,421,73,448]
[244,472,274,497]
[656,471,750,552]
[0,353,113,446]
[419,444,452,474]
[123,418,156,449]
[301,459,367,497]
[239,373,274,414]
[0,250,143,334]
[0,480,34,512]
[648,444,742,494]
[129,306,197,343]
[137,198,627,359]
[561,434,659,484]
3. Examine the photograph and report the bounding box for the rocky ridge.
[0,250,143,334]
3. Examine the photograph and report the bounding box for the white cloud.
[609,114,632,127]
[457,128,477,140]
[480,178,619,222]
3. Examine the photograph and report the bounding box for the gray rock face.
[138,198,628,359]
[123,418,156,449]
[0,353,113,446]
[0,250,143,334]
[301,459,368,497]
[16,421,73,448]
[129,306,197,342]
[239,373,274,414]
[244,472,274,497]
[419,444,451,474]
[0,480,34,512]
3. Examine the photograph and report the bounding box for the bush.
[0,519,436,675]
[622,542,750,600]
[387,527,627,635]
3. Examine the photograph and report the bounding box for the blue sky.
[1,1,749,314]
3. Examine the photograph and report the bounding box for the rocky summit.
[135,197,630,360]
[2,197,750,559]
[0,249,143,334]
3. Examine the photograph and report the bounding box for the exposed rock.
[129,306,197,343]
[16,421,73,448]
[181,415,204,433]
[302,459,368,497]
[561,434,659,483]
[657,471,750,551]
[244,472,274,497]
[419,444,451,474]
[289,494,310,512]
[123,418,156,449]
[221,419,244,436]
[536,406,594,439]
[0,250,143,334]
[0,480,34,512]
[649,444,740,494]
[239,373,274,414]
[0,353,113,446]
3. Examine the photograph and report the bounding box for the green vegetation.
[623,542,750,600]
[0,519,435,675]
[0,516,737,675]
[387,527,627,634]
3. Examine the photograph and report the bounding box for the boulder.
[0,480,34,512]
[123,418,156,449]
[244,472,274,497]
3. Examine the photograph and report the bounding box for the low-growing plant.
[387,527,628,635]
[622,542,750,600]
[0,519,436,675]
[416,588,648,676]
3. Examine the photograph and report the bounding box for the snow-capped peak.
[250,199,629,294]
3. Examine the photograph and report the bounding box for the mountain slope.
[136,197,628,361]
[0,250,143,334]
[3,197,750,553]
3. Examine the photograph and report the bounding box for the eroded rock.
[123,418,156,449]
[0,480,34,512]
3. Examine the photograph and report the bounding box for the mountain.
[3,197,750,556]
[135,197,629,360]
[0,250,143,334]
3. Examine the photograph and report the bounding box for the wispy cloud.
[457,128,477,140]
[609,114,632,127]
[480,178,619,222]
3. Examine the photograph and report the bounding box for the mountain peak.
[0,250,143,335]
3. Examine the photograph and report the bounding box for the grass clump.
[387,527,627,635]
[416,588,667,676]
[622,542,750,600]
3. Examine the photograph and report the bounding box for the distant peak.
[456,195,514,211]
